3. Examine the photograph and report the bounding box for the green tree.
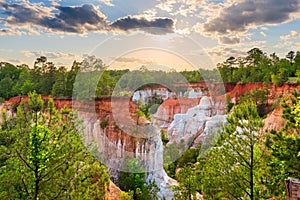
[118,158,159,200]
[0,77,15,98]
[65,61,80,98]
[286,50,295,66]
[239,87,269,117]
[0,92,109,199]
[293,97,300,126]
[264,93,300,198]
[174,165,201,200]
[199,101,264,199]
[51,66,67,97]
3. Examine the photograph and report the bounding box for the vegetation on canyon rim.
[0,48,299,100]
[0,48,300,199]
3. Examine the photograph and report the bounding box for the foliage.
[100,119,109,129]
[217,48,297,84]
[198,101,265,200]
[281,91,300,133]
[118,158,159,200]
[293,97,300,127]
[264,92,300,198]
[134,93,164,120]
[0,92,110,199]
[226,94,234,113]
[0,49,298,100]
[120,191,134,200]
[239,87,269,117]
[161,129,169,146]
[173,165,201,200]
[177,146,200,168]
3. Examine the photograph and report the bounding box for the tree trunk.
[34,165,39,200]
[250,134,254,200]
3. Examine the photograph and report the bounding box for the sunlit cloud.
[99,0,114,7]
[202,0,299,36]
[280,30,300,40]
[260,32,267,37]
[218,36,241,45]
[22,50,81,60]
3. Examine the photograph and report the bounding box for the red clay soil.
[154,97,200,122]
[226,83,265,99]
[225,83,300,102]
[104,181,121,200]
[263,106,287,131]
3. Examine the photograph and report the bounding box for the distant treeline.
[0,48,299,99]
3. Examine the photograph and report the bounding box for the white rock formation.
[79,95,226,200]
[132,88,173,103]
[167,96,226,154]
[184,88,205,98]
[79,111,176,199]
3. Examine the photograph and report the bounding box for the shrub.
[100,119,109,129]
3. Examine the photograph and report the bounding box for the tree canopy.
[0,92,110,199]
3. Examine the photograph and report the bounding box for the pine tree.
[0,92,109,199]
[199,101,264,199]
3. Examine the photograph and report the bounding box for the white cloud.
[280,30,300,40]
[0,29,25,36]
[260,27,269,31]
[99,0,114,7]
[156,0,176,12]
[174,28,191,35]
[260,31,267,37]
[208,46,246,58]
[22,50,81,60]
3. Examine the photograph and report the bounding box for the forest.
[0,48,299,100]
[0,48,300,200]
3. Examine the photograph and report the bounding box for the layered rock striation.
[165,96,227,156]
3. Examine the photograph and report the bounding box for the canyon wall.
[165,96,227,155]
[3,82,300,199]
[72,97,175,199]
[4,95,175,199]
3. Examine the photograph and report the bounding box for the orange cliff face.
[4,96,143,154]
[3,83,300,160]
[152,97,200,127]
[225,83,300,102]
[72,97,147,153]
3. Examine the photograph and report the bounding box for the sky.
[0,0,300,71]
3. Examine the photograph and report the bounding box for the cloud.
[280,30,300,40]
[0,28,25,36]
[0,1,175,35]
[260,27,269,31]
[110,16,175,34]
[54,4,107,32]
[260,31,267,37]
[114,57,154,64]
[208,47,246,59]
[156,0,176,12]
[22,50,79,60]
[1,1,53,27]
[99,0,114,7]
[202,0,300,36]
[156,0,203,17]
[8,59,22,64]
[219,36,241,44]
[1,2,108,34]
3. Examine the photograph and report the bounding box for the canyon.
[2,82,300,199]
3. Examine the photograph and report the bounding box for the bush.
[100,119,109,129]
[161,129,169,145]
